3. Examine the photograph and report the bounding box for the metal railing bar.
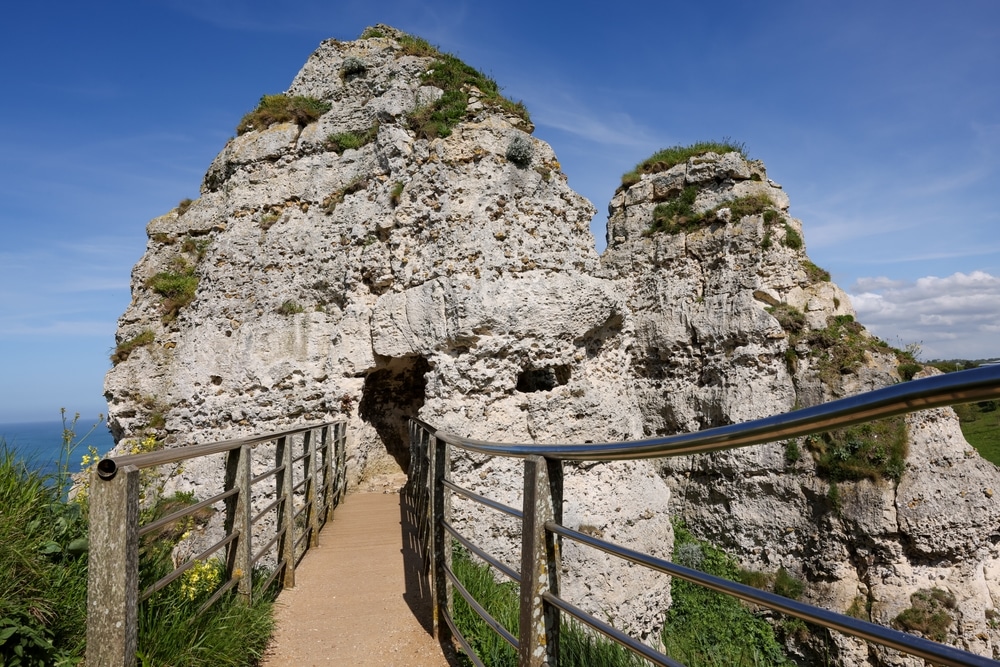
[251,534,281,567]
[443,521,522,584]
[251,497,283,526]
[445,564,519,650]
[259,562,284,593]
[195,576,239,616]
[549,523,997,667]
[138,488,237,538]
[443,612,487,667]
[444,479,523,519]
[291,451,310,464]
[293,529,311,554]
[250,465,283,485]
[96,421,337,475]
[293,478,309,493]
[418,366,1000,461]
[139,532,237,602]
[543,592,681,667]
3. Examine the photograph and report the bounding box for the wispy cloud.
[849,271,1000,360]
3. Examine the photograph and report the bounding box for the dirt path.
[261,492,457,666]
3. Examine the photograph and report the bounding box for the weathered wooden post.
[276,435,296,587]
[86,463,140,667]
[519,456,563,667]
[224,444,253,603]
[305,429,321,547]
[321,425,335,523]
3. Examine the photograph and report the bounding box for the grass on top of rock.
[406,41,530,139]
[621,139,748,188]
[111,329,155,365]
[647,188,776,235]
[236,94,331,135]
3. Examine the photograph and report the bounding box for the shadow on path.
[399,489,464,666]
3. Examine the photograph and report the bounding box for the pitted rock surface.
[105,25,1000,661]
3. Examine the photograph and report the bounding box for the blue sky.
[0,0,997,422]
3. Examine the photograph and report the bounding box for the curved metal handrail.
[417,365,1000,460]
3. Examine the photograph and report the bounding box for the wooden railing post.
[429,434,453,643]
[224,445,253,603]
[276,435,296,588]
[321,425,335,523]
[86,464,140,667]
[519,456,563,667]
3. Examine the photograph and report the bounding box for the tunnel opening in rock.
[359,354,430,473]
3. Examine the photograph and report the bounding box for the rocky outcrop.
[104,25,1000,662]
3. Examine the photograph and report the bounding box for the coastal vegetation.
[402,35,530,139]
[0,423,277,665]
[236,94,331,135]
[620,139,748,189]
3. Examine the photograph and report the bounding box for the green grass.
[647,190,776,236]
[954,401,1000,465]
[1,428,280,667]
[405,44,530,139]
[236,94,331,135]
[663,523,792,666]
[326,123,379,153]
[146,264,198,321]
[136,560,277,667]
[277,300,304,315]
[893,588,955,642]
[111,329,155,365]
[451,547,648,667]
[805,416,908,482]
[0,440,89,665]
[621,140,748,188]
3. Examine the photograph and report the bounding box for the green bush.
[782,223,803,249]
[663,522,792,666]
[390,181,404,207]
[406,47,530,139]
[326,123,379,153]
[360,27,385,39]
[893,588,955,642]
[767,303,806,335]
[277,300,304,315]
[621,140,748,187]
[147,265,198,321]
[340,56,366,77]
[802,260,830,282]
[505,135,534,167]
[111,329,155,365]
[806,416,908,482]
[236,94,331,135]
[0,441,89,665]
[647,190,775,235]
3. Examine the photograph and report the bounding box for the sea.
[0,419,116,477]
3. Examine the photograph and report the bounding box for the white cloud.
[848,271,1000,360]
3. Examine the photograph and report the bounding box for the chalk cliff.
[104,25,1000,662]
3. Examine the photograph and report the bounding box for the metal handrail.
[421,364,1000,460]
[410,365,1000,667]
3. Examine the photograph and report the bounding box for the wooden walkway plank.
[261,492,456,666]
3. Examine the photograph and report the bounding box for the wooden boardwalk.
[261,492,457,666]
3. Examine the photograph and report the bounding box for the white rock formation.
[104,25,1000,662]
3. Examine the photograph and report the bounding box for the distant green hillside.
[955,401,1000,466]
